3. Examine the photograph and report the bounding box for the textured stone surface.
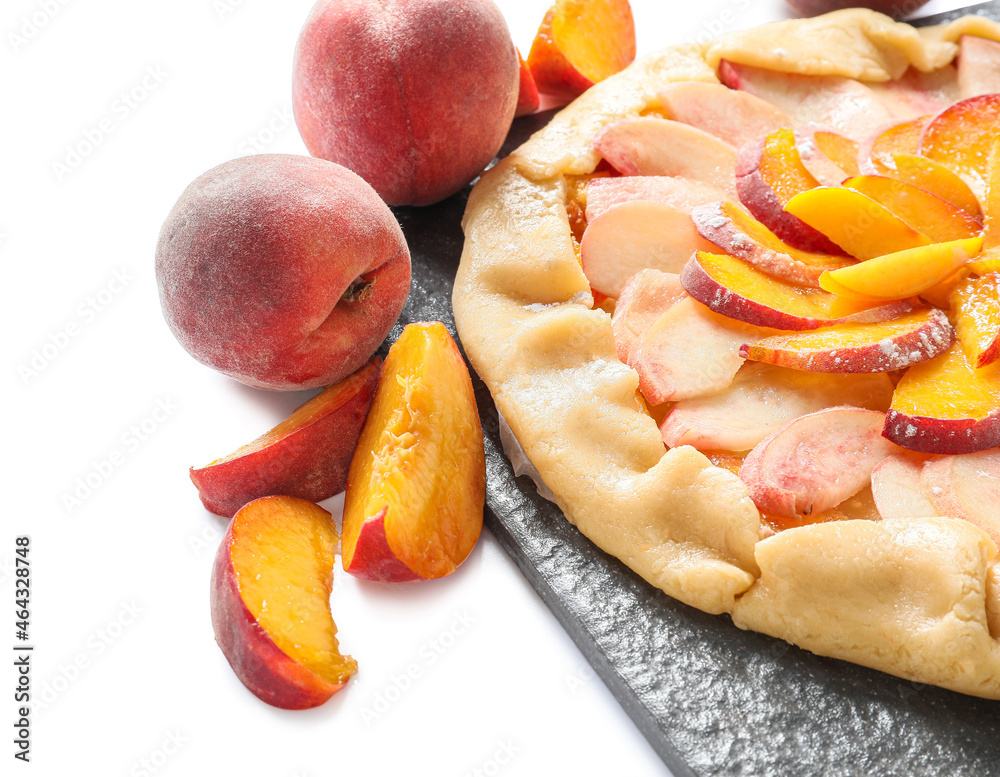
[391,98,1000,777]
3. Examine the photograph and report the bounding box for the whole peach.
[155,154,410,391]
[292,0,519,206]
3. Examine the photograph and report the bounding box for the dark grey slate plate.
[386,17,1000,771]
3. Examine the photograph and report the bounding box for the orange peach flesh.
[920,95,1000,195]
[869,117,926,164]
[891,343,1000,422]
[951,273,1000,368]
[208,357,381,465]
[551,0,635,84]
[812,131,860,177]
[342,322,485,579]
[886,154,983,220]
[759,128,821,205]
[231,498,356,687]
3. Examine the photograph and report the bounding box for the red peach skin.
[293,0,519,206]
[156,154,410,391]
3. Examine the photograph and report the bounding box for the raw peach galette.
[453,9,1000,698]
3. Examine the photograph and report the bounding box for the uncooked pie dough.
[452,9,1000,698]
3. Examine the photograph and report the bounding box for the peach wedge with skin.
[919,94,1000,199]
[190,355,381,518]
[884,342,1000,454]
[526,0,635,101]
[584,176,727,222]
[610,269,685,364]
[818,236,982,301]
[342,322,485,582]
[741,308,955,374]
[921,449,1000,545]
[210,496,356,709]
[680,251,913,331]
[656,81,790,149]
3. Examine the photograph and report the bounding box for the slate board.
[386,20,1000,772]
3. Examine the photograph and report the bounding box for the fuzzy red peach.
[155,154,410,391]
[292,0,519,206]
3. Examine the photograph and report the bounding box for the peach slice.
[958,36,1000,99]
[210,496,356,709]
[884,342,1000,454]
[794,127,857,185]
[881,154,982,220]
[919,94,1000,198]
[584,176,727,222]
[982,137,1000,254]
[515,48,540,117]
[342,322,485,582]
[580,200,715,298]
[735,129,843,254]
[783,186,931,260]
[860,117,926,171]
[840,175,983,243]
[660,362,893,452]
[681,251,914,331]
[594,117,738,196]
[921,449,1000,544]
[526,0,635,101]
[691,201,854,286]
[951,273,1000,369]
[741,308,954,373]
[869,65,959,120]
[870,454,938,521]
[190,356,380,518]
[610,269,685,364]
[718,60,893,142]
[819,236,982,301]
[656,81,790,149]
[738,407,897,519]
[630,295,771,404]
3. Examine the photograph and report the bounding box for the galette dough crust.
[453,9,1000,697]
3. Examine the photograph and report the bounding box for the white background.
[2,0,975,775]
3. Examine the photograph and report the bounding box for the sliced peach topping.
[742,308,954,374]
[884,342,1000,454]
[811,130,859,177]
[819,236,982,301]
[864,117,927,169]
[951,273,1000,369]
[841,175,982,243]
[681,251,913,331]
[919,94,1000,198]
[342,322,485,582]
[692,201,853,287]
[783,186,932,260]
[526,0,635,101]
[514,48,540,118]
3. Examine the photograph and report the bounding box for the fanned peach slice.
[783,186,931,260]
[870,455,938,521]
[869,65,959,120]
[594,117,737,196]
[342,322,485,582]
[190,356,381,518]
[920,94,1000,197]
[691,201,853,286]
[958,35,1000,99]
[718,60,893,141]
[841,175,982,243]
[819,236,981,301]
[585,176,726,222]
[736,129,843,254]
[951,273,1000,369]
[631,296,771,404]
[921,449,1000,544]
[660,362,893,452]
[794,127,857,184]
[580,200,715,298]
[884,342,1000,454]
[211,496,356,709]
[860,117,926,171]
[982,137,1000,253]
[514,48,540,117]
[681,251,914,331]
[526,0,635,101]
[739,407,897,519]
[656,81,790,149]
[803,127,859,176]
[741,308,954,373]
[610,269,685,363]
[882,154,982,220]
